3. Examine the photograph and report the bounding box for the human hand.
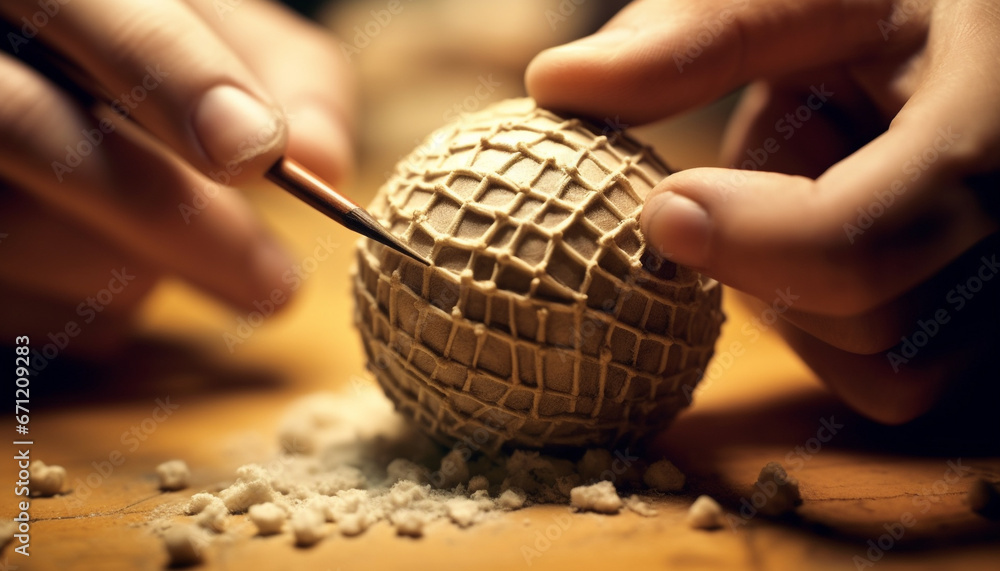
[526,0,1000,423]
[0,0,354,353]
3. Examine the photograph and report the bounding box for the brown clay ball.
[353,98,724,451]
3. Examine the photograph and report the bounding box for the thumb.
[638,159,996,317]
[638,0,1000,317]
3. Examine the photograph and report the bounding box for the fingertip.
[640,187,712,269]
[525,28,642,120]
[524,46,571,110]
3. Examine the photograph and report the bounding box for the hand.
[0,0,354,353]
[526,0,1000,424]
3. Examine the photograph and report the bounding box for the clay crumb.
[386,458,431,485]
[968,478,1000,519]
[498,488,526,510]
[445,498,481,528]
[290,508,326,547]
[570,481,622,514]
[156,460,190,491]
[29,460,65,497]
[687,495,725,530]
[336,513,370,537]
[755,462,801,517]
[624,495,658,517]
[642,460,685,493]
[163,525,207,566]
[195,496,228,533]
[219,465,274,513]
[437,449,471,488]
[387,480,430,508]
[155,390,746,548]
[393,509,426,537]
[185,493,217,515]
[248,502,286,535]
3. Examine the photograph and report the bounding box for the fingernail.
[641,191,711,268]
[552,27,636,53]
[193,85,286,167]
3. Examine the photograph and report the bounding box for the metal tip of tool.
[347,208,430,266]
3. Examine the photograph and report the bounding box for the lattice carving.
[353,99,724,451]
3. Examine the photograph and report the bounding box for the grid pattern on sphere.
[353,99,724,450]
[377,99,670,304]
[354,247,715,450]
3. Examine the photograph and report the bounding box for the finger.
[0,53,293,310]
[774,314,951,425]
[640,7,1000,315]
[639,157,995,316]
[718,76,907,351]
[773,244,1000,426]
[732,289,909,356]
[762,223,1000,355]
[184,0,356,185]
[525,0,899,123]
[0,189,159,306]
[0,0,287,181]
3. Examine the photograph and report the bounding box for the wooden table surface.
[3,2,999,569]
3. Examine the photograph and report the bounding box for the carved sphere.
[354,99,723,451]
